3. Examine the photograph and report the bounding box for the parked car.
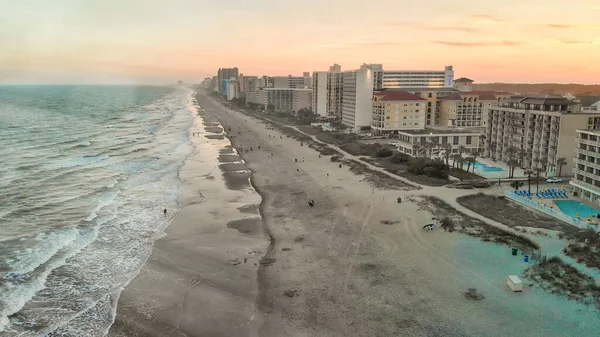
[546,177,562,183]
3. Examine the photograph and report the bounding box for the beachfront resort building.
[341,64,382,131]
[437,91,511,127]
[395,127,483,157]
[381,66,454,89]
[371,91,426,132]
[312,64,344,118]
[484,95,600,177]
[226,81,240,101]
[270,73,311,89]
[571,129,600,205]
[247,88,311,114]
[217,67,239,94]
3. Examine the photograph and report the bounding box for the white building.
[226,81,239,101]
[382,65,454,89]
[312,71,328,117]
[342,64,382,131]
[395,127,483,157]
[271,74,311,89]
[311,64,344,119]
[571,129,600,206]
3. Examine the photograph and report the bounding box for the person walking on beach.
[163,208,167,215]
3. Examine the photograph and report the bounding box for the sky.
[1,0,599,84]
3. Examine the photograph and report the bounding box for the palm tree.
[443,143,452,168]
[506,146,518,178]
[490,142,497,160]
[458,146,466,170]
[510,181,524,190]
[524,169,534,194]
[471,151,480,172]
[451,153,461,169]
[556,157,567,177]
[534,167,545,193]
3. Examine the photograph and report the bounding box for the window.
[453,136,459,145]
[428,102,432,107]
[415,109,419,112]
[416,103,420,106]
[386,116,390,119]
[442,136,448,144]
[466,136,472,145]
[410,103,414,106]
[428,93,433,98]
[404,103,408,106]
[403,116,407,119]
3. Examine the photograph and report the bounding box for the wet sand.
[108,102,268,337]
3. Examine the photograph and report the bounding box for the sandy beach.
[108,101,268,337]
[109,90,600,337]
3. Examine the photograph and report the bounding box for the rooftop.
[373,91,425,101]
[578,96,600,107]
[381,87,458,93]
[454,77,474,83]
[505,95,578,105]
[439,91,512,101]
[398,127,484,135]
[577,129,600,135]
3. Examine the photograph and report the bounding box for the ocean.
[0,85,196,336]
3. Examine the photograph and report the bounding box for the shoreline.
[108,90,268,337]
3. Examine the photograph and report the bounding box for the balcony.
[570,178,600,192]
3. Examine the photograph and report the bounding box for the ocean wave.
[45,154,110,170]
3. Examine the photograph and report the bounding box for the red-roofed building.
[438,91,512,128]
[372,91,427,131]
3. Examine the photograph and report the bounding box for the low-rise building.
[485,95,599,176]
[571,129,600,206]
[395,127,483,157]
[371,91,426,132]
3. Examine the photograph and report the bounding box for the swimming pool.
[473,161,505,172]
[554,200,600,219]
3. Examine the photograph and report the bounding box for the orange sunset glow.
[1,0,599,84]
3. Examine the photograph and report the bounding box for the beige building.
[371,91,426,132]
[485,95,599,176]
[571,129,600,206]
[438,91,511,127]
[395,128,482,157]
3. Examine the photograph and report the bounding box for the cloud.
[469,14,509,23]
[384,22,478,33]
[548,23,600,29]
[350,41,407,47]
[432,40,522,47]
[559,38,597,45]
[548,24,573,29]
[420,25,479,33]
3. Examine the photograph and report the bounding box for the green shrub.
[390,152,409,164]
[376,147,394,158]
[408,158,449,179]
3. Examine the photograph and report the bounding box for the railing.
[504,190,598,230]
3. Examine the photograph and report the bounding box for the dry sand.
[194,94,565,337]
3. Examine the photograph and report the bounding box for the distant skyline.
[1,0,599,84]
